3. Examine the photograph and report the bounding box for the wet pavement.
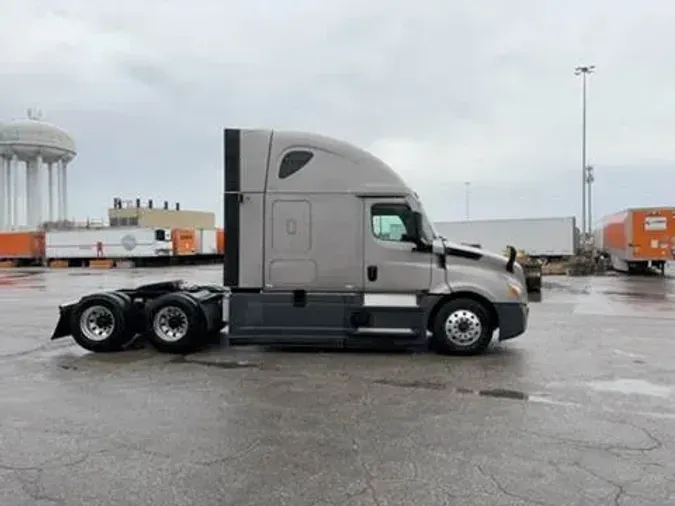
[2,266,675,505]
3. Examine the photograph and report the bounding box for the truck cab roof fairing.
[267,130,411,195]
[225,128,412,196]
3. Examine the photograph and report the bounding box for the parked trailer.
[595,207,675,274]
[0,231,45,262]
[46,227,173,260]
[50,128,531,357]
[216,228,225,254]
[433,217,578,259]
[171,229,197,256]
[198,229,218,255]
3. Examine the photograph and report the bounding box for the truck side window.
[279,150,313,179]
[371,203,413,242]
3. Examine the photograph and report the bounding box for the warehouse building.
[108,198,215,229]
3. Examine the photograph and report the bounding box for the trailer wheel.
[431,298,493,356]
[145,293,207,354]
[69,293,135,353]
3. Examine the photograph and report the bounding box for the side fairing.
[224,128,273,288]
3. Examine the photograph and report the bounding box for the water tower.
[0,109,77,230]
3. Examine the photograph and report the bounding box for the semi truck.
[50,128,530,356]
[594,207,675,274]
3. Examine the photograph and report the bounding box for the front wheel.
[431,298,494,356]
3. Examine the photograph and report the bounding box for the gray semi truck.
[51,128,530,356]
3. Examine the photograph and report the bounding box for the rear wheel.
[145,293,207,354]
[69,293,135,353]
[431,298,493,356]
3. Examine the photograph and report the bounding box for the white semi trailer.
[51,128,530,356]
[434,217,578,259]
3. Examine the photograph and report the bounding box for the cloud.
[1,0,675,226]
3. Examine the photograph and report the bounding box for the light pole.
[464,181,470,220]
[574,64,595,245]
[585,164,595,241]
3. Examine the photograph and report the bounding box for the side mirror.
[400,212,421,242]
[404,211,430,250]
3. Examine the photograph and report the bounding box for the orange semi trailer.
[596,207,675,274]
[0,231,45,263]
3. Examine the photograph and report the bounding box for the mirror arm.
[413,241,432,253]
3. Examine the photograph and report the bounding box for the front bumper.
[495,302,529,341]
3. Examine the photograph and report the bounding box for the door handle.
[367,265,378,282]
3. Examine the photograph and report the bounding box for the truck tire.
[112,291,133,306]
[69,293,135,353]
[144,293,207,354]
[526,274,542,293]
[431,298,493,356]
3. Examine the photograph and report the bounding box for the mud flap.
[51,304,76,340]
[524,267,542,294]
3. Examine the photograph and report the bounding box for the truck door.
[640,213,670,258]
[362,198,433,295]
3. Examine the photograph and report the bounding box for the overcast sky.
[1,0,674,227]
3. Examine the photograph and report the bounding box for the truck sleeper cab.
[50,128,529,356]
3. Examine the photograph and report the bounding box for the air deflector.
[223,129,241,286]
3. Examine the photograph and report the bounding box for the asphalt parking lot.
[1,265,675,506]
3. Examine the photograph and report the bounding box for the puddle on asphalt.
[375,377,675,419]
[542,281,591,295]
[374,379,530,401]
[477,388,528,400]
[176,357,262,370]
[0,272,43,286]
[601,290,670,301]
[376,379,446,390]
[66,272,109,277]
[587,378,671,398]
[613,349,643,359]
[612,349,647,364]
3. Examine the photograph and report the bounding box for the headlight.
[507,280,523,298]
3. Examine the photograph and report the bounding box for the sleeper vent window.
[279,150,313,179]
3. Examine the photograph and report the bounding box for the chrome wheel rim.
[80,306,115,342]
[444,309,483,346]
[153,306,189,343]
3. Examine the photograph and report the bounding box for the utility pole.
[464,181,470,220]
[574,64,595,247]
